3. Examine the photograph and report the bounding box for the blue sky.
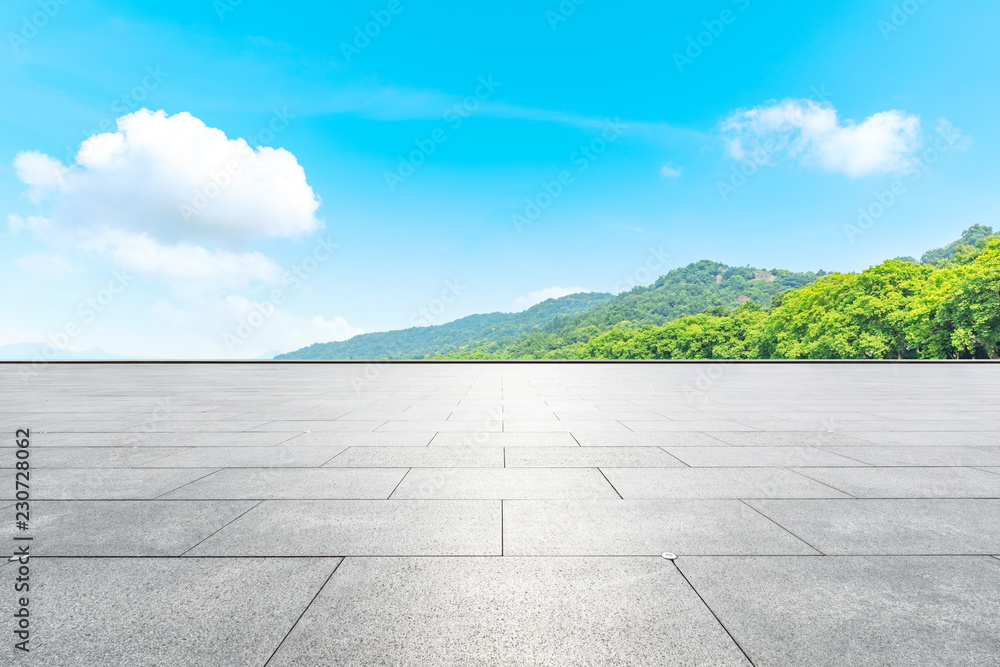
[1,0,997,358]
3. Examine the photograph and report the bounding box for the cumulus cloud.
[10,108,327,294]
[514,286,589,311]
[660,164,682,178]
[720,99,923,177]
[14,108,321,242]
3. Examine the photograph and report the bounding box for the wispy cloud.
[312,83,701,142]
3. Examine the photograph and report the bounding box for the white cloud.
[514,286,589,311]
[660,163,682,178]
[720,99,924,177]
[6,214,50,237]
[13,108,322,242]
[14,253,79,282]
[82,230,284,287]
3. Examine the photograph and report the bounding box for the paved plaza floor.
[1,362,998,665]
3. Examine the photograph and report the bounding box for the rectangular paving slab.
[144,445,347,468]
[678,556,1000,667]
[28,468,218,500]
[161,467,409,499]
[504,446,686,468]
[823,445,1000,466]
[664,446,868,467]
[602,467,850,499]
[390,467,620,499]
[504,499,819,556]
[573,432,730,447]
[1,500,257,556]
[748,498,1000,554]
[0,557,340,666]
[429,432,579,447]
[282,431,435,447]
[324,445,504,467]
[793,466,1000,498]
[267,557,751,667]
[187,499,501,556]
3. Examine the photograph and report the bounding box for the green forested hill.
[444,261,823,358]
[275,291,615,359]
[575,231,1000,360]
[277,226,998,361]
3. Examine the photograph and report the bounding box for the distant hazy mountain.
[275,291,615,359]
[0,343,129,360]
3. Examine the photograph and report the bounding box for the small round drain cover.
[661,552,677,560]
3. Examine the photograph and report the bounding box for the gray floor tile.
[187,500,500,556]
[622,421,756,432]
[125,420,270,432]
[378,420,503,433]
[705,431,871,447]
[392,468,619,499]
[30,432,301,447]
[1,500,257,555]
[250,420,386,432]
[823,445,1000,467]
[748,499,1000,554]
[602,468,849,499]
[282,431,435,447]
[28,468,218,500]
[504,499,819,556]
[0,558,339,666]
[680,556,1000,667]
[324,446,503,468]
[162,468,408,499]
[504,446,685,468]
[2,446,187,468]
[794,467,1000,498]
[665,446,868,467]
[145,446,346,468]
[573,431,730,447]
[430,432,579,447]
[502,420,633,432]
[268,557,751,667]
[849,432,998,447]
